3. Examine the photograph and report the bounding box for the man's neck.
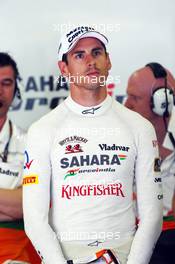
[70,85,107,107]
[0,116,7,132]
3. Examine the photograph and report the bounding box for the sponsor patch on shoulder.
[23,174,39,185]
[154,158,161,172]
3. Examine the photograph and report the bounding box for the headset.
[146,62,175,149]
[146,62,175,117]
[11,75,22,108]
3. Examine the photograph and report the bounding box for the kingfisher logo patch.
[61,183,125,200]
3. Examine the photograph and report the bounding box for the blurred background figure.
[125,62,175,264]
[0,52,40,264]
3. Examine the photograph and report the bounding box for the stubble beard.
[75,75,107,90]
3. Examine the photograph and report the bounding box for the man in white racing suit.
[23,26,163,264]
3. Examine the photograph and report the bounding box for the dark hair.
[0,52,20,80]
[62,40,107,65]
[62,53,68,64]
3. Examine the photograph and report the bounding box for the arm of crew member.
[0,186,23,219]
[127,122,163,264]
[0,212,14,221]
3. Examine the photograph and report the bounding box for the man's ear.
[58,61,69,77]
